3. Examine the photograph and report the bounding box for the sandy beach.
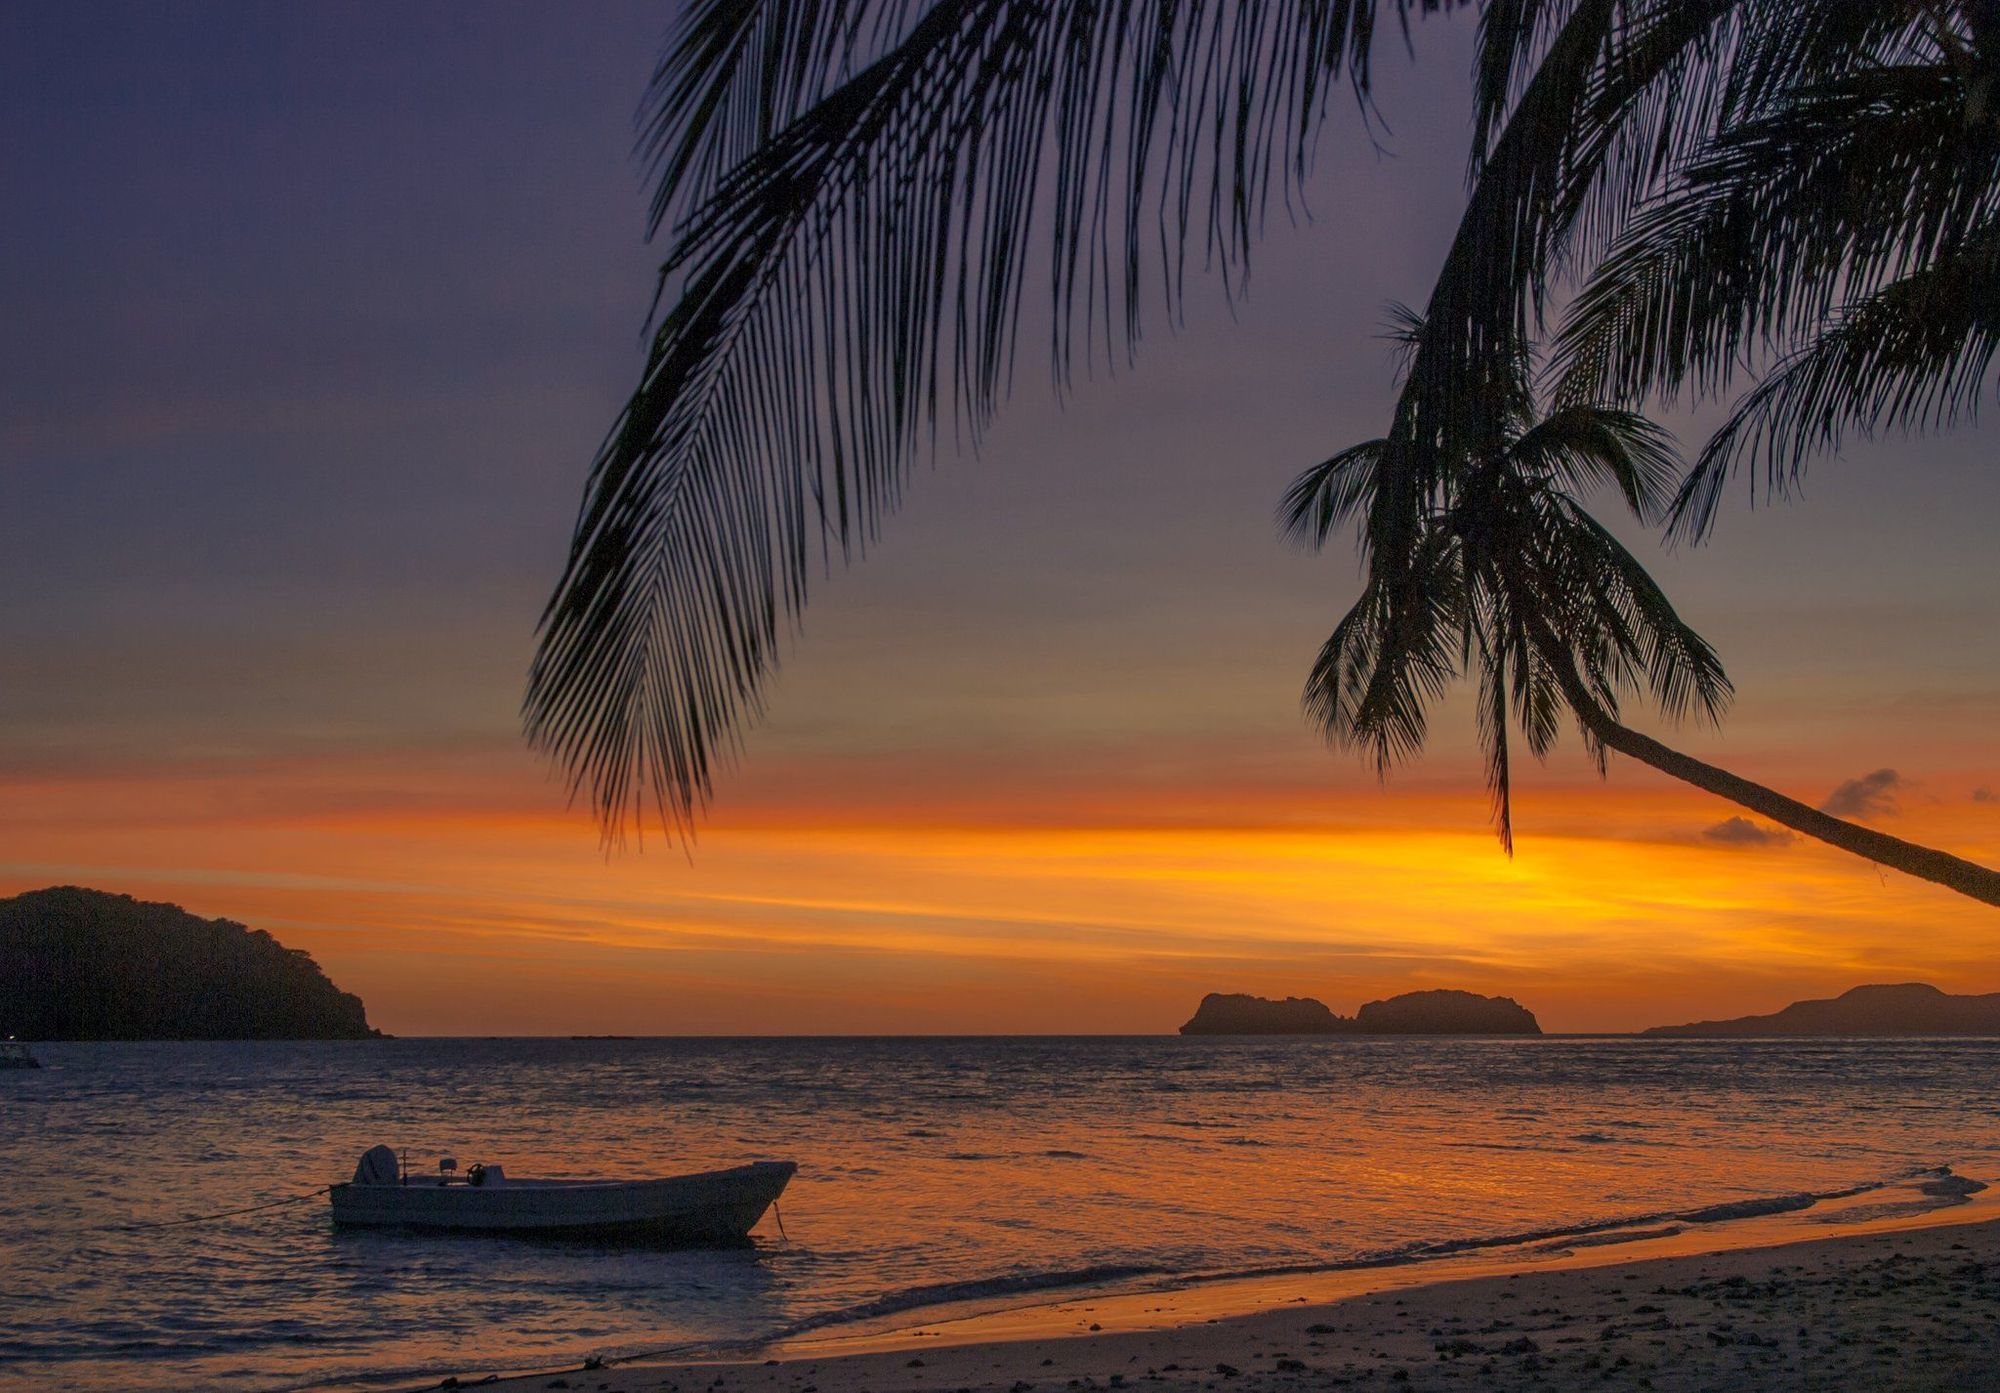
[457,1199,2000,1393]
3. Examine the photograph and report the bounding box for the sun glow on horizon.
[6,733,1996,1038]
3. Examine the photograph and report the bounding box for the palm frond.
[1506,404,1680,520]
[1278,439,1388,547]
[1474,619,1516,851]
[1672,234,2000,538]
[1304,529,1467,775]
[1455,0,1937,369]
[1508,609,1563,759]
[532,0,1459,839]
[640,0,934,238]
[1533,495,1731,724]
[1554,60,1998,408]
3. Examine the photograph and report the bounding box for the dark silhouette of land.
[1644,983,2000,1037]
[0,886,379,1039]
[1179,990,1540,1036]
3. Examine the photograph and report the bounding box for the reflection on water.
[2,1036,1996,1391]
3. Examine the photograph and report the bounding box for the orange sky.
[5,713,1996,1035]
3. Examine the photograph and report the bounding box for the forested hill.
[1643,983,2000,1037]
[0,886,379,1040]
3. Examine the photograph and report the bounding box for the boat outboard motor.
[353,1144,400,1186]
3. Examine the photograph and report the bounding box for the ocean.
[3,1036,1996,1392]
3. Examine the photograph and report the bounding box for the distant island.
[1179,989,1541,1036]
[0,886,380,1040]
[1644,983,2000,1037]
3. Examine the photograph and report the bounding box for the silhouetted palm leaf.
[1554,60,1994,410]
[1549,23,2000,534]
[1677,235,2000,532]
[1388,1,1998,549]
[528,0,1459,839]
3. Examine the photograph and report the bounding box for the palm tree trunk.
[1528,630,2000,908]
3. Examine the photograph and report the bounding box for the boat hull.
[329,1160,795,1244]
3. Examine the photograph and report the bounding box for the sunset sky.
[4,2,1996,1036]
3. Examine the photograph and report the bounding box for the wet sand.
[465,1207,2000,1393]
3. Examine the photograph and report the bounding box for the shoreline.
[454,1180,2000,1393]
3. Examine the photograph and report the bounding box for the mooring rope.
[100,1184,335,1232]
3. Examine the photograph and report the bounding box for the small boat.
[0,1039,40,1070]
[329,1146,796,1244]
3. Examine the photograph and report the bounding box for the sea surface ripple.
[2,1035,1996,1391]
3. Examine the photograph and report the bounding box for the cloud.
[1819,768,1905,819]
[1701,816,1796,849]
[1975,786,1996,805]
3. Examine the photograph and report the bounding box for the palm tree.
[1281,327,1728,855]
[1352,0,2000,899]
[526,0,1999,904]
[1289,334,2000,905]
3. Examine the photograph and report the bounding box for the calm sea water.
[3,1036,1997,1392]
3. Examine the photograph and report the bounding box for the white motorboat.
[329,1146,796,1243]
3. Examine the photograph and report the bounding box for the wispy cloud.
[1701,816,1796,849]
[1820,768,1905,819]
